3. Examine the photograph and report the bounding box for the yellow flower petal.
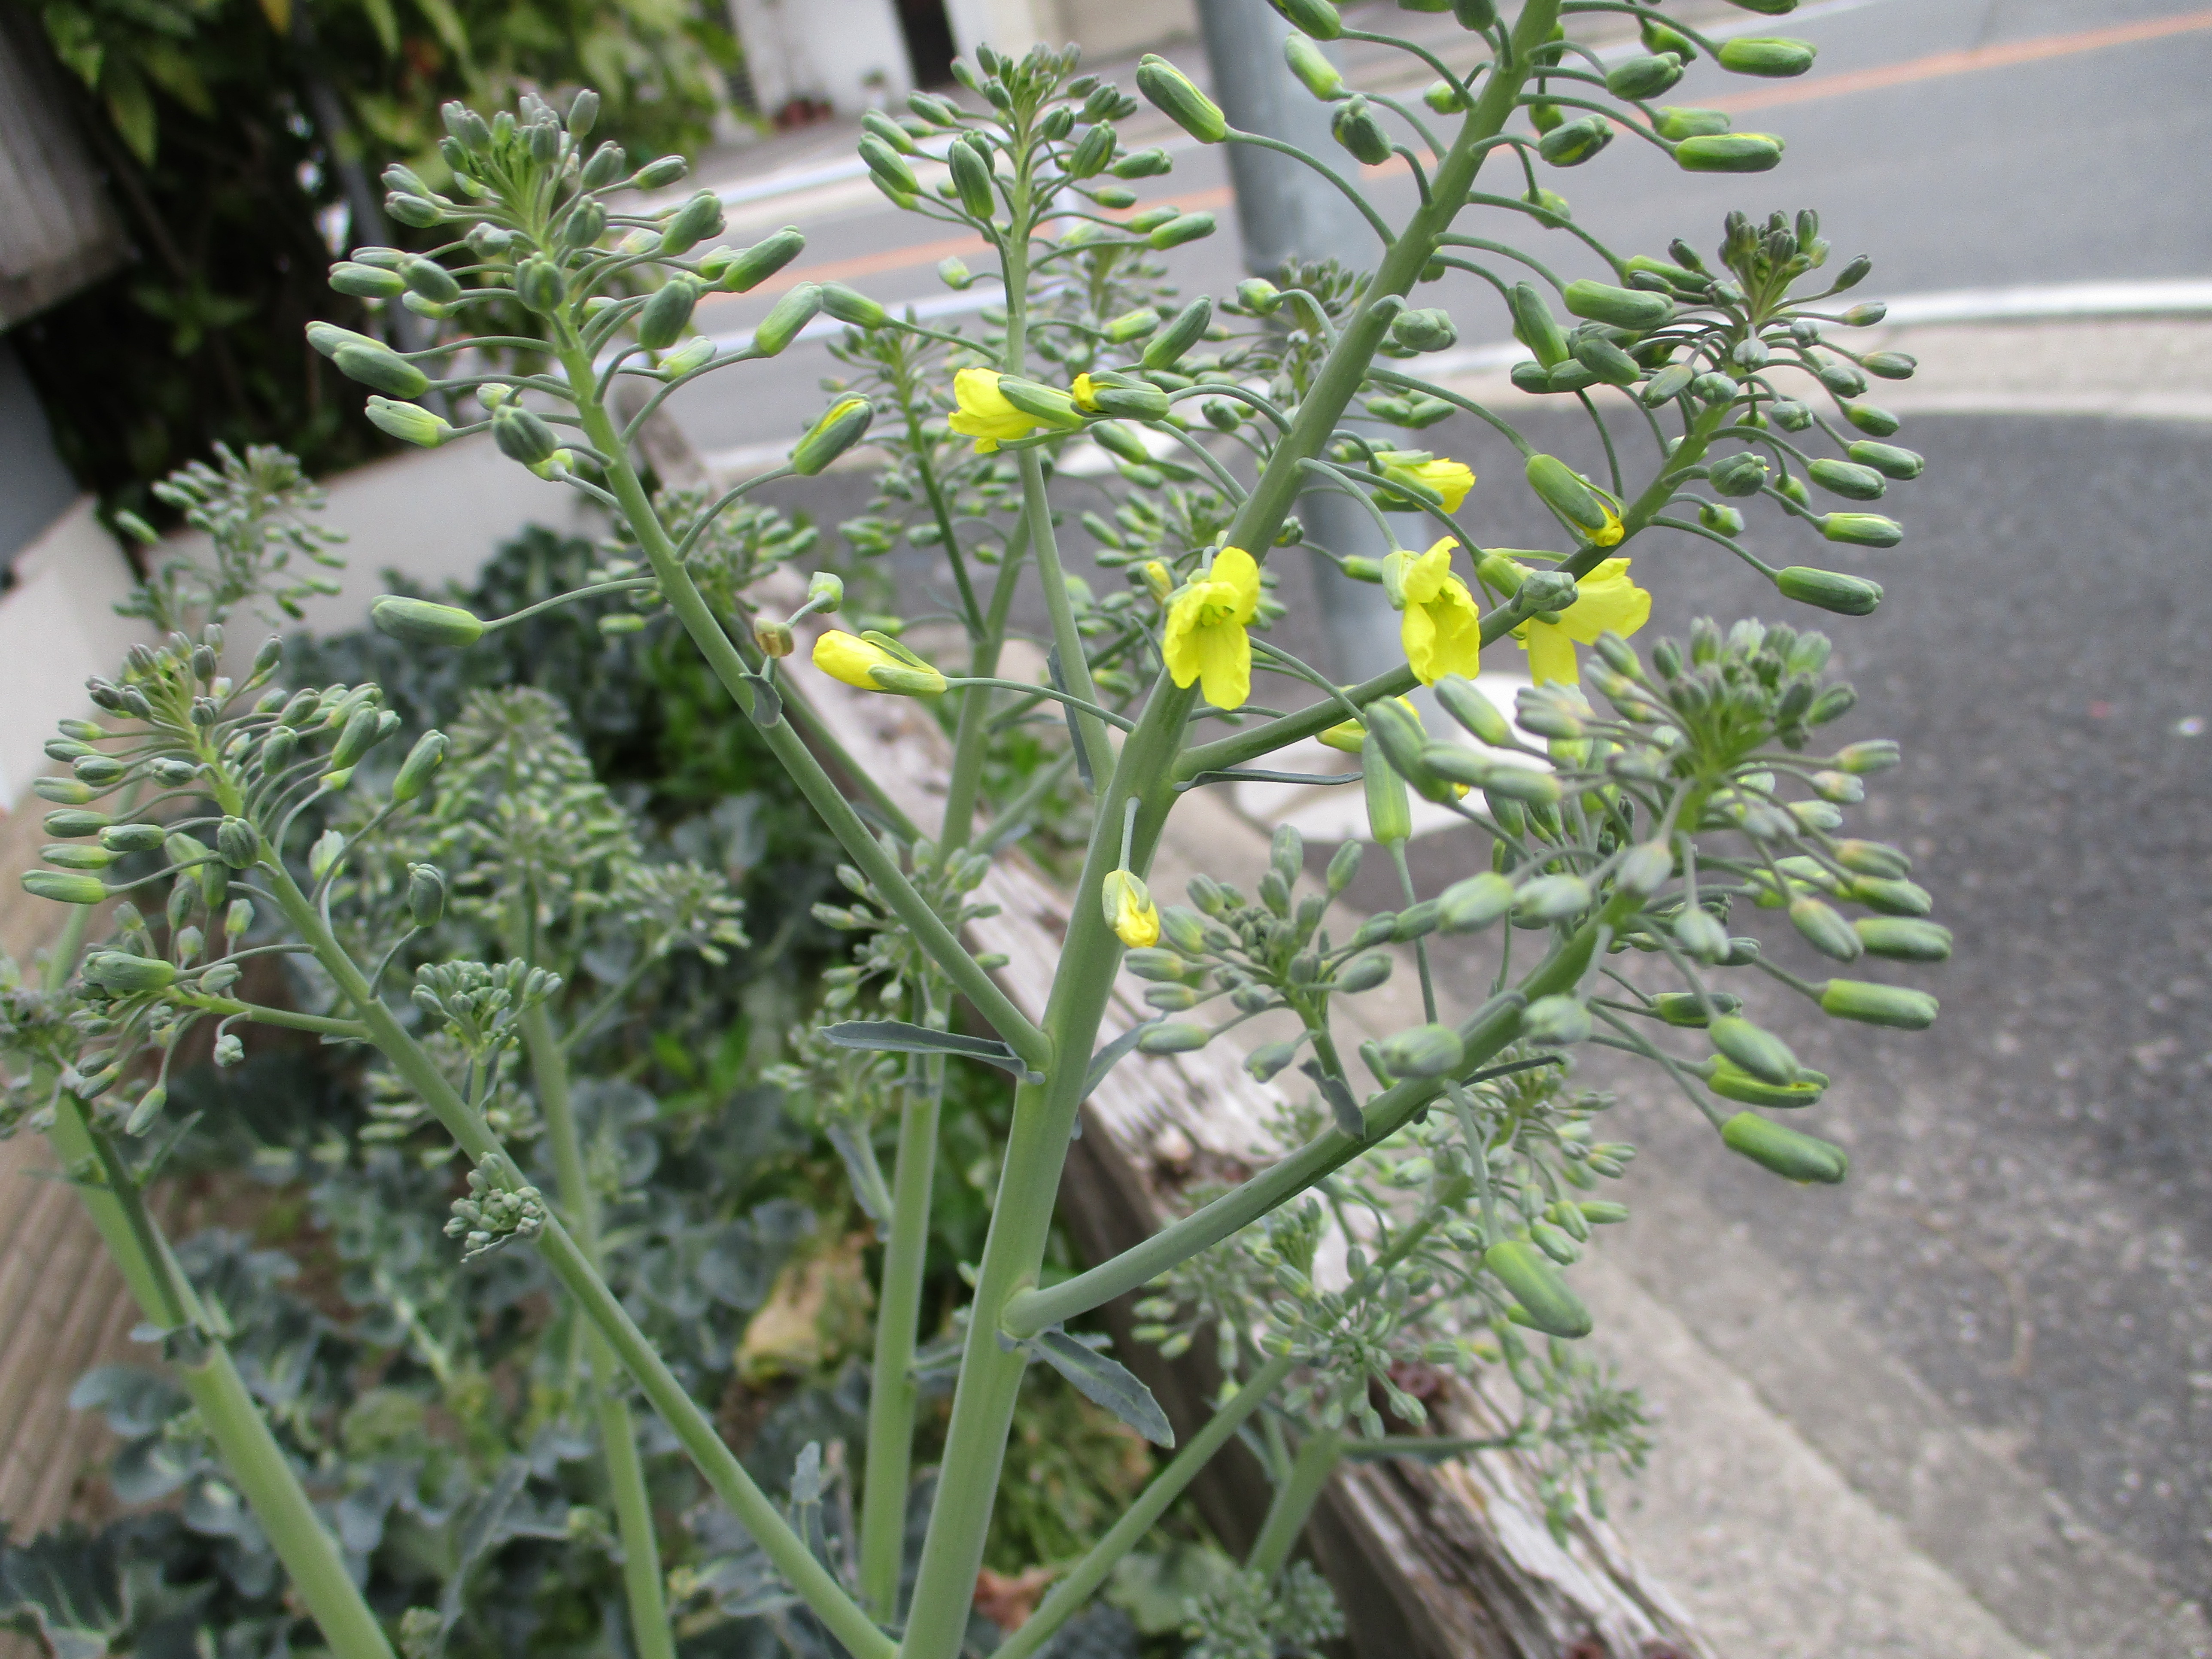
[1522,623,1581,684]
[1193,621,1252,710]
[812,630,893,690]
[1101,869,1160,948]
[1557,558,1652,644]
[1402,577,1483,684]
[948,366,1039,453]
[1162,547,1261,708]
[1210,545,1261,619]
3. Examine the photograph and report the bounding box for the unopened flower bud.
[1617,839,1674,896]
[22,870,106,904]
[216,817,260,869]
[1331,96,1394,165]
[1777,566,1883,616]
[750,283,823,357]
[83,951,178,993]
[791,397,874,474]
[1652,106,1729,140]
[1854,917,1951,962]
[1510,875,1589,925]
[392,730,449,802]
[1721,1112,1847,1183]
[1484,1240,1592,1337]
[1379,1023,1464,1079]
[1819,978,1937,1030]
[493,404,561,467]
[1847,440,1923,480]
[1283,36,1342,99]
[373,596,486,648]
[1136,54,1227,143]
[1138,1022,1210,1055]
[407,863,447,928]
[1563,280,1673,331]
[1674,133,1784,172]
[1709,1014,1799,1085]
[1521,994,1591,1045]
[755,620,796,658]
[1279,0,1342,37]
[637,274,701,349]
[1141,297,1212,370]
[1538,114,1613,167]
[1718,36,1817,76]
[333,337,431,399]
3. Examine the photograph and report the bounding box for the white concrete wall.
[730,0,916,115]
[0,437,587,816]
[0,499,147,808]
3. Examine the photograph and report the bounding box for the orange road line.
[1710,8,2212,115]
[701,12,2212,305]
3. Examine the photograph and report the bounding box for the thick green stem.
[858,1031,945,1618]
[897,676,1194,1659]
[46,1091,395,1659]
[1246,1428,1343,1580]
[992,1353,1298,1659]
[262,864,892,1659]
[522,1002,674,1659]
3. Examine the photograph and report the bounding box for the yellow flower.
[1101,869,1160,948]
[1161,546,1261,709]
[811,629,948,696]
[1071,372,1102,410]
[1380,453,1476,513]
[1518,559,1651,684]
[1396,537,1484,684]
[947,368,1040,453]
[1139,559,1173,602]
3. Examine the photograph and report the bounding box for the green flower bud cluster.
[444,1159,548,1260]
[413,958,564,1061]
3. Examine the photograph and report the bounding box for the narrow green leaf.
[821,1019,1042,1082]
[1080,1019,1159,1101]
[1021,1326,1174,1447]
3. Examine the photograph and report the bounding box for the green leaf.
[1080,1019,1159,1101]
[408,0,471,62]
[1021,1326,1174,1447]
[40,5,102,87]
[354,0,399,55]
[821,1019,1042,1083]
[0,1527,130,1659]
[103,61,157,164]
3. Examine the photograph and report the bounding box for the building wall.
[1042,0,1195,59]
[729,0,918,115]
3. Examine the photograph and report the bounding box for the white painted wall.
[0,437,590,815]
[0,499,147,809]
[729,0,917,115]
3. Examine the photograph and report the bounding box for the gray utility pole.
[1194,0,1409,684]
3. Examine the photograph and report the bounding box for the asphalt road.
[658,0,2212,1618]
[658,0,2212,457]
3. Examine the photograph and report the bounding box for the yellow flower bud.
[1101,869,1161,948]
[811,629,946,696]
